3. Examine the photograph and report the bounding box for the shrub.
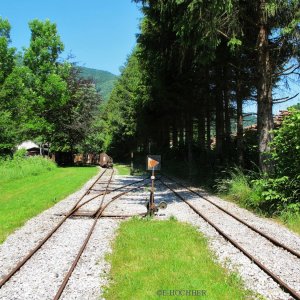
[215,167,262,210]
[255,108,300,214]
[270,108,300,179]
[217,109,300,217]
[251,176,300,215]
[13,149,27,160]
[0,155,57,182]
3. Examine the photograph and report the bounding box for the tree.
[24,19,64,77]
[271,109,300,179]
[0,17,15,85]
[51,65,102,153]
[0,17,16,154]
[22,19,68,144]
[132,0,243,167]
[0,65,36,141]
[131,0,300,171]
[99,50,149,157]
[252,109,300,213]
[0,111,16,155]
[0,17,104,157]
[234,1,300,172]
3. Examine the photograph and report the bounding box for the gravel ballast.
[1,171,300,300]
[155,179,300,300]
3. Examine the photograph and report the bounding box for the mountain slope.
[78,66,117,100]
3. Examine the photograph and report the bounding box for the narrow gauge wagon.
[99,152,113,168]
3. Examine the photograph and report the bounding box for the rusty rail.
[74,176,150,210]
[53,169,115,300]
[0,187,102,288]
[0,171,148,289]
[54,174,149,299]
[162,174,300,259]
[70,168,108,211]
[160,178,300,300]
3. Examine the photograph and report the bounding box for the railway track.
[2,170,299,299]
[0,169,149,299]
[159,175,300,300]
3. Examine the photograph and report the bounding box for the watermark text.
[157,290,207,297]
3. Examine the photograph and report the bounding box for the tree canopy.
[0,18,102,156]
[101,0,300,175]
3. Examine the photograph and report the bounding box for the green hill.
[243,114,257,127]
[78,66,118,100]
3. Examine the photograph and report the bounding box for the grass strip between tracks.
[104,218,254,300]
[0,166,98,243]
[114,163,131,176]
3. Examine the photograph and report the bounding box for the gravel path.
[74,174,148,214]
[1,171,299,300]
[155,179,300,300]
[0,170,104,281]
[0,170,147,300]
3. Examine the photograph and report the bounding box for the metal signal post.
[146,155,166,216]
[149,167,156,216]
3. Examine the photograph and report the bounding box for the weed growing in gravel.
[280,211,300,235]
[215,167,261,209]
[169,215,177,221]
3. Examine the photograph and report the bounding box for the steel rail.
[75,176,150,208]
[0,172,148,289]
[88,169,115,217]
[70,168,108,210]
[100,213,146,218]
[0,188,102,288]
[53,170,115,300]
[74,177,149,216]
[53,175,149,300]
[0,169,111,288]
[160,179,300,300]
[90,176,149,193]
[161,174,300,259]
[59,177,149,217]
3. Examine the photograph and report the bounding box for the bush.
[215,167,262,210]
[0,155,57,182]
[252,175,300,215]
[270,108,300,179]
[13,149,27,160]
[217,109,300,216]
[256,108,300,214]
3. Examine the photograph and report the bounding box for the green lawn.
[114,162,149,176]
[104,218,253,300]
[114,163,131,175]
[0,166,98,243]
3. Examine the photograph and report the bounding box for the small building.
[17,141,49,156]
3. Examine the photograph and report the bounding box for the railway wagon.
[74,153,100,165]
[99,152,113,168]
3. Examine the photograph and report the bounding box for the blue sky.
[246,71,300,114]
[1,0,299,113]
[1,0,142,75]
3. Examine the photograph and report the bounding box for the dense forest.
[102,1,299,167]
[0,1,300,219]
[99,1,300,217]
